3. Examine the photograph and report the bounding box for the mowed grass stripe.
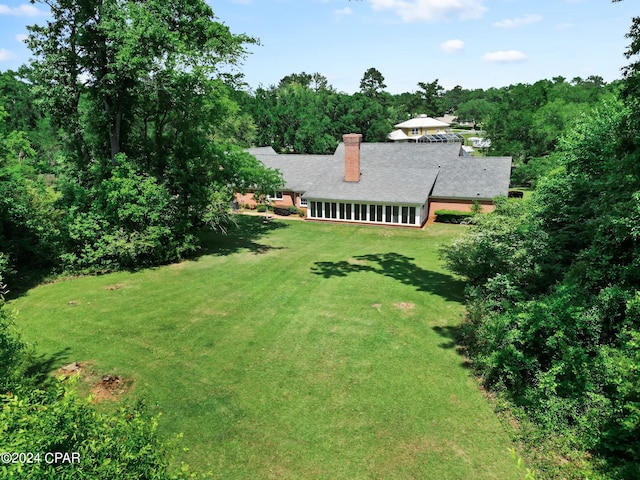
[11,218,520,479]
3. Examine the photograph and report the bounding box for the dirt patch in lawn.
[57,362,132,403]
[90,374,131,403]
[394,302,415,310]
[104,283,126,291]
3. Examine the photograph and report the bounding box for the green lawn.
[10,217,521,479]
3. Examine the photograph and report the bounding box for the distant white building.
[388,115,463,143]
[468,137,491,149]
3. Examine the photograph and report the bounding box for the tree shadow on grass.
[432,325,472,369]
[196,215,289,257]
[23,347,72,386]
[311,252,465,303]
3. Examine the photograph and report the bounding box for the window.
[411,128,419,135]
[272,191,283,200]
[339,203,345,219]
[331,202,337,219]
[402,206,409,224]
[300,197,308,207]
[385,205,392,223]
[360,204,367,221]
[376,205,383,222]
[310,201,317,217]
[409,207,416,224]
[345,203,352,220]
[392,206,399,223]
[324,202,331,219]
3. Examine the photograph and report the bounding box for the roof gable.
[394,115,450,129]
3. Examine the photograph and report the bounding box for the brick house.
[236,134,512,227]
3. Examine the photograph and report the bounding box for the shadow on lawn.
[24,347,72,385]
[311,252,465,303]
[432,325,472,369]
[197,215,289,257]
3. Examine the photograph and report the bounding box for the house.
[237,134,512,228]
[388,114,462,142]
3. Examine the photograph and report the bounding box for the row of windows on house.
[308,201,420,225]
[409,128,445,135]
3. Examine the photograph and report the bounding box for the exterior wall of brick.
[235,191,257,208]
[428,199,495,215]
[235,191,295,208]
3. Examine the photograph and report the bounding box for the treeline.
[442,17,640,480]
[1,49,616,287]
[232,68,615,167]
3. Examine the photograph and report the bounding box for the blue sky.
[1,0,638,94]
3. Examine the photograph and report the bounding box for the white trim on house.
[307,200,425,226]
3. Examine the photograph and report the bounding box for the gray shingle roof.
[250,142,511,204]
[431,157,512,200]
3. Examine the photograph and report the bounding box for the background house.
[238,135,512,227]
[388,114,456,142]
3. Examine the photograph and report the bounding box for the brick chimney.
[343,133,362,182]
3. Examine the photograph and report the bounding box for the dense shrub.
[443,99,640,477]
[59,157,198,272]
[0,129,62,283]
[0,389,193,479]
[433,210,474,224]
[273,207,290,216]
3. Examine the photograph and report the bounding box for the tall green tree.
[22,0,281,271]
[412,79,445,117]
[27,0,255,167]
[359,67,387,98]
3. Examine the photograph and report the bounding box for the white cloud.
[0,48,15,62]
[334,7,353,19]
[0,4,45,16]
[15,34,28,42]
[493,14,542,29]
[370,0,487,23]
[482,50,527,63]
[441,39,464,54]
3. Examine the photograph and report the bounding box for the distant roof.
[387,129,409,141]
[246,146,278,155]
[394,115,450,129]
[249,142,511,204]
[436,114,457,124]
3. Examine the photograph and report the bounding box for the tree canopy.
[442,8,640,476]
